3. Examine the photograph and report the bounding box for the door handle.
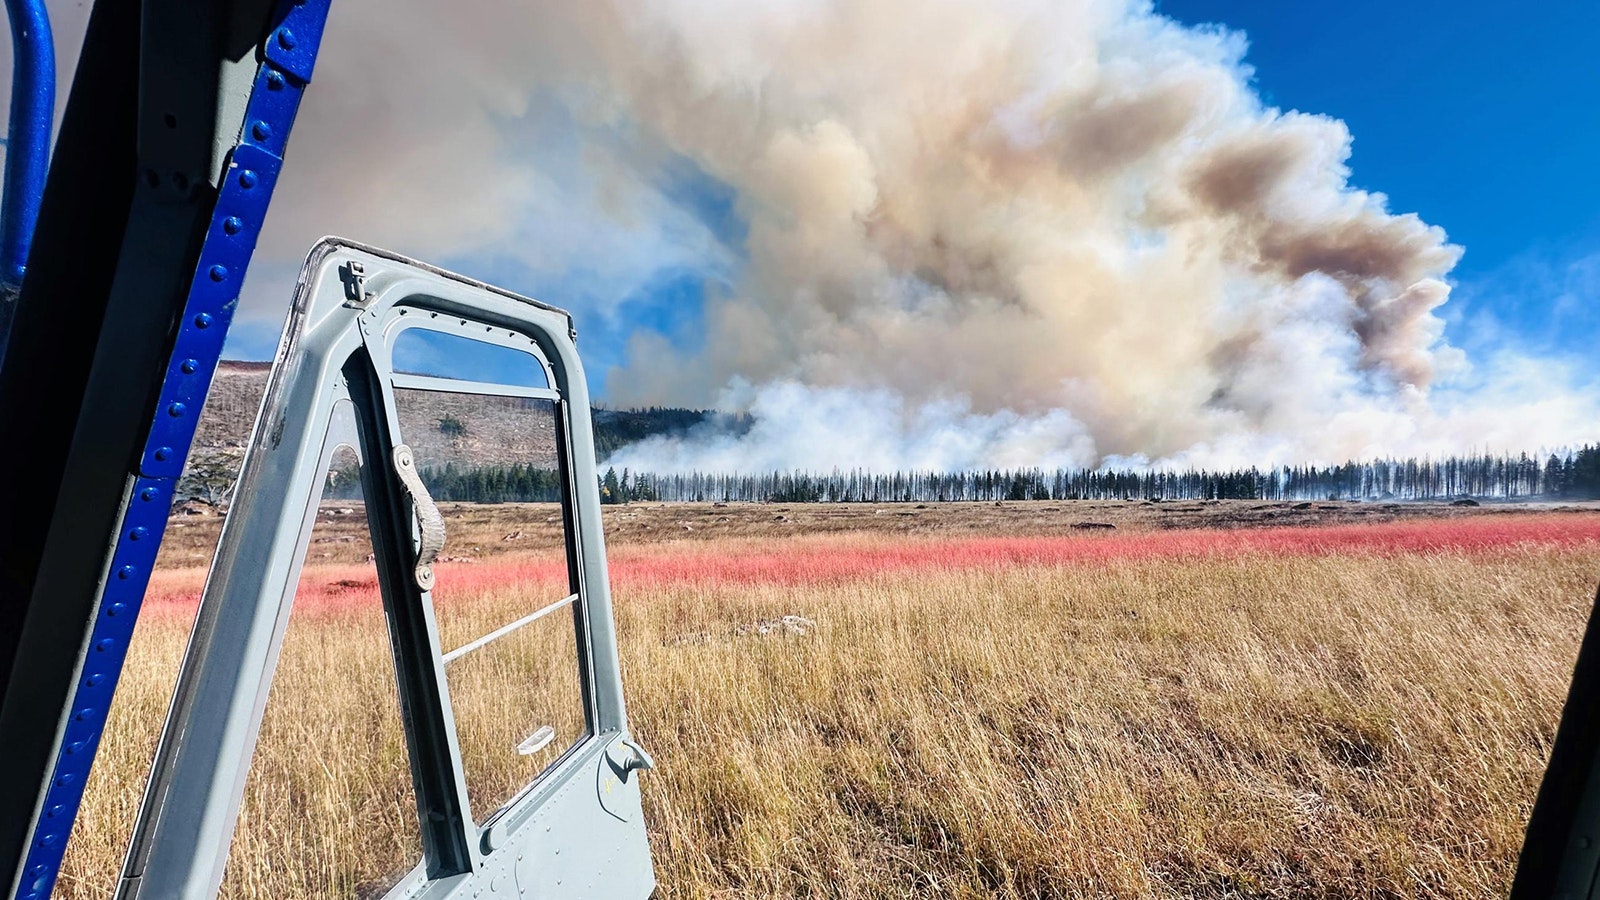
[392,443,445,590]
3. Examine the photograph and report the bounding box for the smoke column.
[245,0,1600,469]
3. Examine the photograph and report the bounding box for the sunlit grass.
[57,516,1600,898]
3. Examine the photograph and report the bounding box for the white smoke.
[17,0,1599,471]
[613,378,1099,473]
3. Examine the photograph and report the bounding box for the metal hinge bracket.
[339,260,374,308]
[392,444,445,590]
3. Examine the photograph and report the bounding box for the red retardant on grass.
[600,514,1600,589]
[143,513,1600,609]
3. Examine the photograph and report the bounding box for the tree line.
[319,461,568,503]
[199,445,1600,507]
[399,446,1600,505]
[638,449,1598,503]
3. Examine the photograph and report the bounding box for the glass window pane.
[444,601,587,817]
[393,392,562,500]
[391,327,549,389]
[392,387,590,822]
[220,445,422,899]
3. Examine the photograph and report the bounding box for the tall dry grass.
[54,523,1600,899]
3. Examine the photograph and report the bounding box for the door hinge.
[392,444,444,590]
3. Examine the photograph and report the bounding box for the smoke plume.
[552,0,1594,470]
[22,0,1594,470]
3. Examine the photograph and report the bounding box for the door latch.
[598,736,654,822]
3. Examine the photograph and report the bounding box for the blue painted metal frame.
[0,0,52,294]
[14,2,331,897]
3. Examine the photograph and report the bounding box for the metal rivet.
[66,741,86,755]
[194,313,213,329]
[168,402,186,418]
[39,833,59,847]
[154,447,172,461]
[83,674,102,687]
[209,264,227,282]
[129,526,148,540]
[239,169,258,189]
[108,602,126,617]
[180,358,199,374]
[266,71,286,90]
[222,216,242,235]
[139,487,158,501]
[45,805,64,818]
[72,708,94,722]
[116,565,135,579]
[251,121,271,142]
[277,27,297,49]
[94,639,114,653]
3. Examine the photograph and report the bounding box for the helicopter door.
[116,239,655,900]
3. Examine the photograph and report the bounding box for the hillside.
[194,360,718,463]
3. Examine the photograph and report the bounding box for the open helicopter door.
[117,239,655,900]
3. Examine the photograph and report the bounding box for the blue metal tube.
[1,0,52,293]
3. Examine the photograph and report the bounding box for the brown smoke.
[543,0,1485,463]
[20,0,1589,468]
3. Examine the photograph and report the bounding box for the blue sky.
[1155,0,1600,363]
[422,152,739,399]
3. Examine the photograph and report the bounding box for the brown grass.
[54,507,1600,899]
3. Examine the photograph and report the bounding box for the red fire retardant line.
[142,514,1600,611]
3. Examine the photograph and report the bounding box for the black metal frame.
[1512,585,1600,897]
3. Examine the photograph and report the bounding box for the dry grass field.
[52,501,1600,899]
